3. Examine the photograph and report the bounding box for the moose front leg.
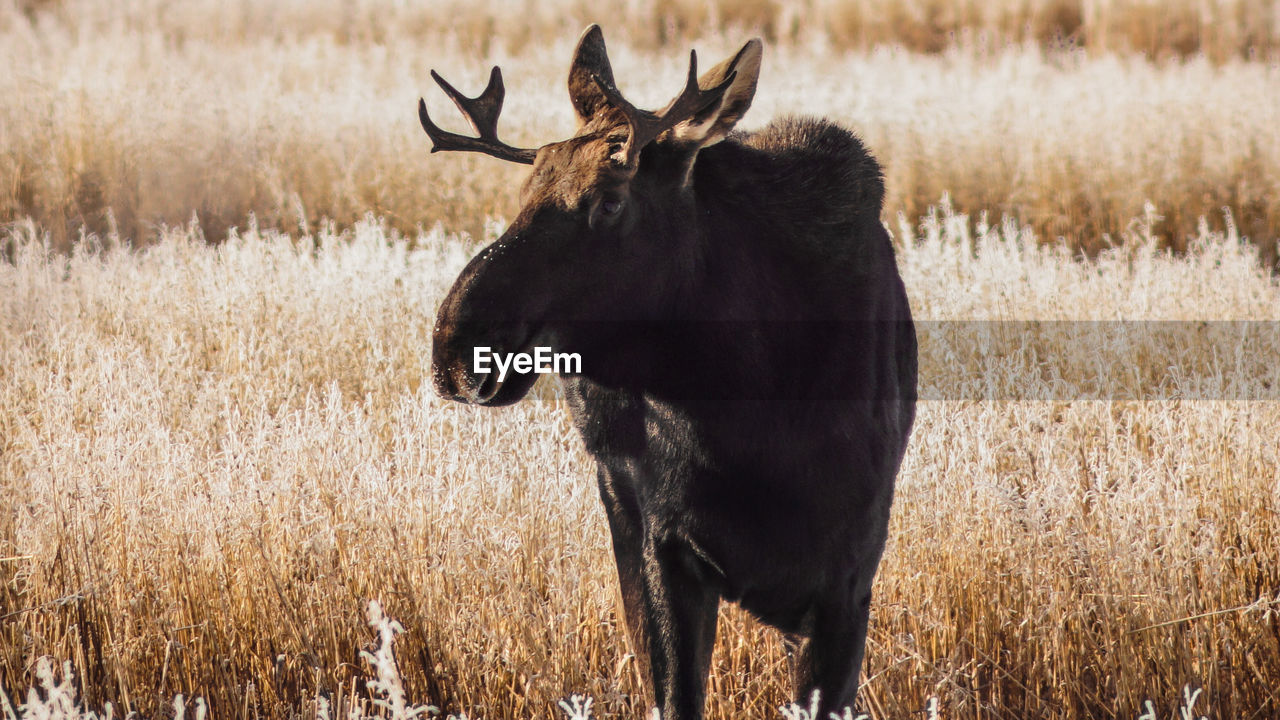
[596,467,655,707]
[790,577,876,719]
[640,535,721,720]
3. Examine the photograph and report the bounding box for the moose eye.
[600,198,624,216]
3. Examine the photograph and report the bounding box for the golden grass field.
[3,1,1280,719]
[3,0,1279,259]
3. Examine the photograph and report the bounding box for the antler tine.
[418,66,537,165]
[663,50,738,133]
[591,49,736,166]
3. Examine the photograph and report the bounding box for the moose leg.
[641,537,720,720]
[781,632,803,683]
[792,582,874,718]
[595,468,654,704]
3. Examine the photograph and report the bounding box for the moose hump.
[698,116,891,275]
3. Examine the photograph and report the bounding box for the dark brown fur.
[425,26,916,720]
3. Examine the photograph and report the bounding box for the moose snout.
[430,328,501,404]
[432,355,492,404]
[432,347,544,407]
[431,316,543,406]
[431,314,493,404]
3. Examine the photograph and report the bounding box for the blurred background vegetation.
[2,0,1277,262]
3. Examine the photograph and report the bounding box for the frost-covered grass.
[2,208,1277,719]
[3,1,1278,256]
[0,602,1218,720]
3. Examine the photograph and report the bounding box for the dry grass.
[2,1,1279,261]
[10,0,1280,59]
[2,208,1278,719]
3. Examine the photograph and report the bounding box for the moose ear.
[667,38,762,149]
[567,25,617,125]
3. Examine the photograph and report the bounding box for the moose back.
[423,25,917,720]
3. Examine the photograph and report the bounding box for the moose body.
[424,26,916,720]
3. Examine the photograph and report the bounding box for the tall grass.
[10,0,1280,59]
[2,209,1277,719]
[2,2,1278,259]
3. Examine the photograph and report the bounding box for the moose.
[422,26,917,720]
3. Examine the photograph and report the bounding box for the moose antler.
[591,50,736,167]
[418,66,538,165]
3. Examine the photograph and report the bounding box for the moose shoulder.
[423,25,916,720]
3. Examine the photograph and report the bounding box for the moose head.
[424,25,762,406]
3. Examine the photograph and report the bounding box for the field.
[4,0,1280,259]
[3,1,1280,719]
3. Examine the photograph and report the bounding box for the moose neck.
[570,188,802,409]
